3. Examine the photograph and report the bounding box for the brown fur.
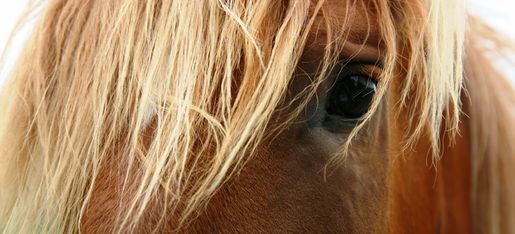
[1,0,513,233]
[80,1,491,233]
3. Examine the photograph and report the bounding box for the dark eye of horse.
[326,74,377,119]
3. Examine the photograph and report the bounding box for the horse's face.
[74,0,470,232]
[4,0,514,232]
[186,1,393,232]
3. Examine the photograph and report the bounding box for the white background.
[1,1,515,84]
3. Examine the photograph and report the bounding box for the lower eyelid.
[323,114,359,134]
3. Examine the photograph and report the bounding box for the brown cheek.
[182,112,389,233]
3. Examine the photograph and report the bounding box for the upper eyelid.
[295,60,383,79]
[334,61,383,80]
[338,59,384,69]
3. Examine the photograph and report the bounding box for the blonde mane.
[0,0,513,233]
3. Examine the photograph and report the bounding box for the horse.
[0,0,514,233]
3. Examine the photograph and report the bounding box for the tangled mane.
[0,0,512,233]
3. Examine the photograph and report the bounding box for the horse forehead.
[306,0,382,57]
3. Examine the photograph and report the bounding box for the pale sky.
[0,1,32,86]
[1,1,515,85]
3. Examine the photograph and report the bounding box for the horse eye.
[326,74,377,119]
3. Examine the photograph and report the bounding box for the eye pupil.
[327,75,377,119]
